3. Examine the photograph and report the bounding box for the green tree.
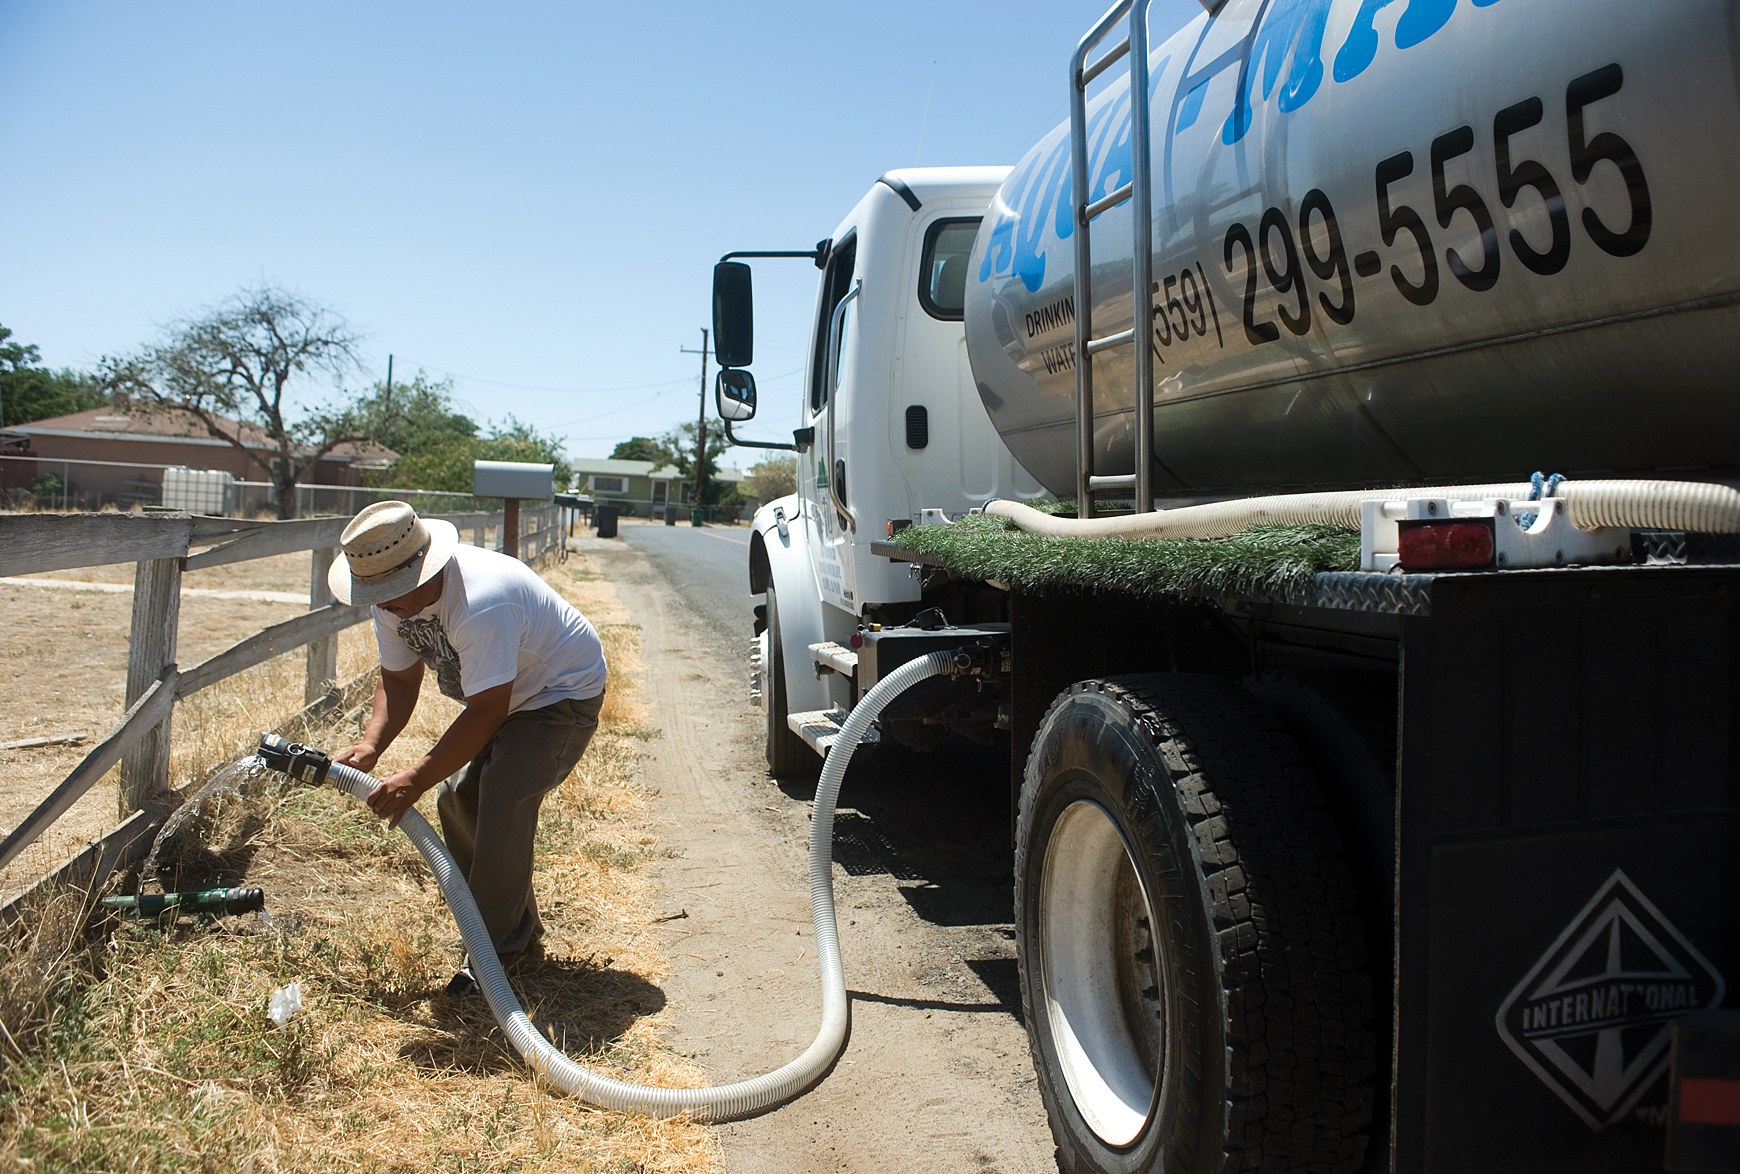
[369,440,476,494]
[370,414,571,497]
[656,418,732,505]
[746,454,797,502]
[0,324,105,427]
[609,436,664,462]
[99,284,370,519]
[335,370,475,456]
[486,415,572,491]
[0,326,30,374]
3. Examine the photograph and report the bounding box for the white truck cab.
[713,167,1045,772]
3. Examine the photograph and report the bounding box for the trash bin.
[664,507,677,526]
[691,507,706,527]
[595,505,618,539]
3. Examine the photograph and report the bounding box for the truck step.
[787,708,879,756]
[808,641,859,678]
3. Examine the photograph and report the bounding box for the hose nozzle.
[257,734,331,785]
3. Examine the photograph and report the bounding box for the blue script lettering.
[1224,0,1335,144]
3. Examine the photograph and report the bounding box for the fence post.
[501,499,521,559]
[306,546,339,705]
[121,555,181,816]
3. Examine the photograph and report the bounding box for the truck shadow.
[776,737,1013,918]
[847,955,1024,1027]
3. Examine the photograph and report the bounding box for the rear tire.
[763,583,820,779]
[1016,675,1374,1174]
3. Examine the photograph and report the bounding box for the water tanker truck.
[708,0,1740,1169]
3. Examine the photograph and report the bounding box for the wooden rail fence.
[0,504,563,917]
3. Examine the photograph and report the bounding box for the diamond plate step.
[808,641,859,678]
[786,707,879,755]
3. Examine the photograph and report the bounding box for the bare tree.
[103,284,381,518]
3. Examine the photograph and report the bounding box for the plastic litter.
[267,982,303,1028]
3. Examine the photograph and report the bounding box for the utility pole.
[678,328,709,521]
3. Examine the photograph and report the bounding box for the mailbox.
[472,461,553,500]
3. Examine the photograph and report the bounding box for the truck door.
[805,235,857,615]
[899,213,1045,511]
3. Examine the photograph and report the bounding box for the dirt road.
[591,531,1059,1173]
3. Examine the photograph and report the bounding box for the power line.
[546,386,684,429]
[394,358,697,395]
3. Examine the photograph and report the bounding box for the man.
[327,500,606,987]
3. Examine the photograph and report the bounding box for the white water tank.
[162,467,235,515]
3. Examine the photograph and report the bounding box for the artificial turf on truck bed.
[889,511,1362,603]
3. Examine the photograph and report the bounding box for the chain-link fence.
[1,454,167,512]
[0,454,476,517]
[239,481,479,518]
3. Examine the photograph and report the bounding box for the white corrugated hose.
[322,649,957,1121]
[985,479,1740,540]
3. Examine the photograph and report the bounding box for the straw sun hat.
[328,501,459,607]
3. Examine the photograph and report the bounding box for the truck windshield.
[918,218,980,321]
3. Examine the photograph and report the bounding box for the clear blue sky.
[1,1,1202,461]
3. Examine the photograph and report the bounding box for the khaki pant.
[436,693,603,956]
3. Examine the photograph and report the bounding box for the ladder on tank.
[1070,0,1159,518]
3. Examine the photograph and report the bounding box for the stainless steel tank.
[964,0,1740,498]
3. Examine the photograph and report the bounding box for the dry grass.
[0,553,722,1173]
[0,545,369,902]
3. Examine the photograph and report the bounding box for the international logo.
[1496,869,1726,1130]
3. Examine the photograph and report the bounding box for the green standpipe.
[101,888,265,917]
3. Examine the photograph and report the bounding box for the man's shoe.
[443,966,477,997]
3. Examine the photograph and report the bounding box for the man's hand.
[340,663,423,780]
[366,768,428,830]
[361,681,512,832]
[334,743,381,773]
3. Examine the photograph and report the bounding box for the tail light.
[1396,520,1495,569]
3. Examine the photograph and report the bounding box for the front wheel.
[1016,675,1374,1174]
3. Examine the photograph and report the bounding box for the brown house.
[1,405,396,511]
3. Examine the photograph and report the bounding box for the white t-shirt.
[371,544,606,713]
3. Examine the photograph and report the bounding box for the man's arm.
[335,661,425,773]
[364,680,513,829]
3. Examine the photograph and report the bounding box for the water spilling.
[249,907,294,935]
[139,753,273,883]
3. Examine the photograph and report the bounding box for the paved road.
[617,518,758,666]
[589,518,1058,1172]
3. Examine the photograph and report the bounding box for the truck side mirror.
[716,368,757,422]
[713,262,754,368]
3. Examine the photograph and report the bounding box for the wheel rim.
[1038,798,1166,1147]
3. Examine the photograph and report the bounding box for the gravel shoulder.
[590,535,1059,1173]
